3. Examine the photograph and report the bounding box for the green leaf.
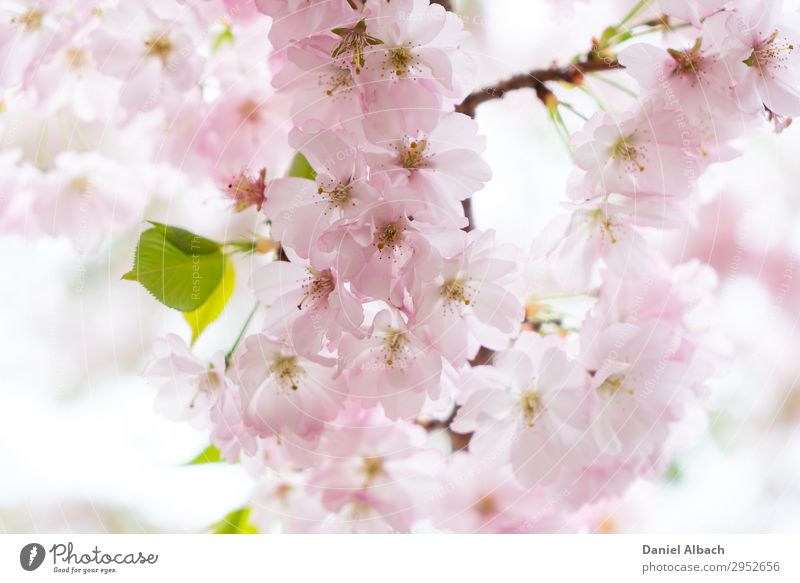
[148,221,221,255]
[211,507,259,534]
[287,151,317,180]
[186,444,223,465]
[183,257,235,344]
[123,227,225,312]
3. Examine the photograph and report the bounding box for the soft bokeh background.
[2,0,800,533]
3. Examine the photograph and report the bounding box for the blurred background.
[2,0,800,533]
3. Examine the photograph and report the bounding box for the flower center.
[667,38,706,80]
[239,99,262,124]
[190,368,222,409]
[440,278,471,305]
[375,221,403,251]
[15,9,43,31]
[361,456,385,483]
[387,46,415,76]
[382,328,408,367]
[298,269,335,310]
[744,30,795,71]
[474,495,498,516]
[144,35,173,65]
[518,391,543,428]
[331,19,384,74]
[65,48,88,70]
[610,135,645,173]
[590,208,619,245]
[270,355,303,391]
[69,176,91,197]
[227,168,266,212]
[318,182,353,209]
[597,374,634,397]
[398,138,429,170]
[323,66,355,97]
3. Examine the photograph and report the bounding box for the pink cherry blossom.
[569,98,709,199]
[255,0,354,51]
[145,334,228,428]
[249,472,329,533]
[317,199,450,305]
[271,36,363,128]
[361,0,473,99]
[361,85,490,218]
[250,260,364,359]
[578,319,691,459]
[619,39,739,125]
[416,229,525,362]
[198,83,291,180]
[547,194,685,292]
[305,406,443,533]
[88,4,202,112]
[0,0,89,88]
[430,452,563,533]
[144,335,264,461]
[235,333,345,446]
[33,151,145,251]
[659,0,729,28]
[337,308,443,419]
[452,333,588,489]
[710,0,800,117]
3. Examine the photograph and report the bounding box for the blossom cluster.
[5,0,800,533]
[141,0,800,532]
[0,0,289,249]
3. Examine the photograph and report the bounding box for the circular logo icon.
[20,543,46,571]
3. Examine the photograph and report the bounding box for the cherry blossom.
[416,229,525,362]
[250,259,365,358]
[305,406,443,533]
[547,194,685,292]
[569,98,709,199]
[659,0,729,28]
[33,152,145,251]
[452,333,588,488]
[578,318,691,459]
[88,4,202,112]
[145,334,230,429]
[337,308,443,419]
[361,0,473,99]
[430,453,563,533]
[710,0,800,117]
[236,333,346,445]
[7,0,799,535]
[361,86,490,219]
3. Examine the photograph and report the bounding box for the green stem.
[589,73,637,97]
[225,301,261,367]
[559,101,589,121]
[576,84,607,111]
[625,21,693,39]
[617,0,654,29]
[547,107,573,154]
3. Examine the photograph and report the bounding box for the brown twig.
[461,198,474,231]
[429,0,453,11]
[456,58,623,118]
[417,407,471,451]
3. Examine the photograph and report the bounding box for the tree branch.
[456,58,623,118]
[429,0,453,11]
